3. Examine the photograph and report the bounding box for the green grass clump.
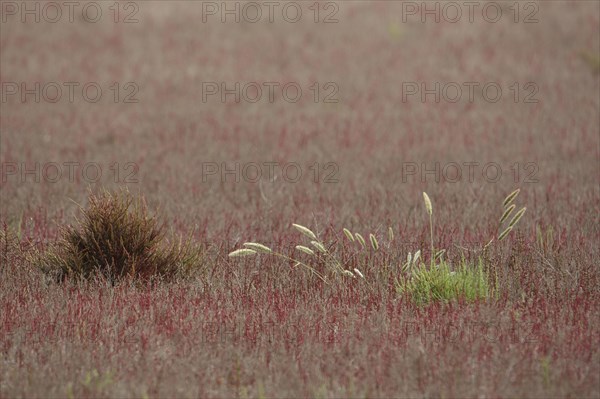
[394,190,491,304]
[396,258,490,304]
[393,189,525,304]
[41,190,201,283]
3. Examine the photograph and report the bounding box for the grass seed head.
[353,268,364,278]
[402,262,411,273]
[499,204,516,224]
[243,242,272,253]
[423,192,433,216]
[343,228,354,242]
[369,234,379,250]
[413,250,421,265]
[295,245,315,256]
[434,249,446,260]
[355,233,366,248]
[310,241,327,253]
[292,223,317,240]
[502,189,521,208]
[342,270,355,278]
[229,248,258,257]
[498,226,513,241]
[508,207,527,228]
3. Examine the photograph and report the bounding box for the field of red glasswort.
[1,1,599,398]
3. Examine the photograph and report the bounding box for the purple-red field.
[1,1,599,398]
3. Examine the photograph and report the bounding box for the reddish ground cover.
[1,1,599,397]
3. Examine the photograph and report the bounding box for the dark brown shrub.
[41,190,201,283]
